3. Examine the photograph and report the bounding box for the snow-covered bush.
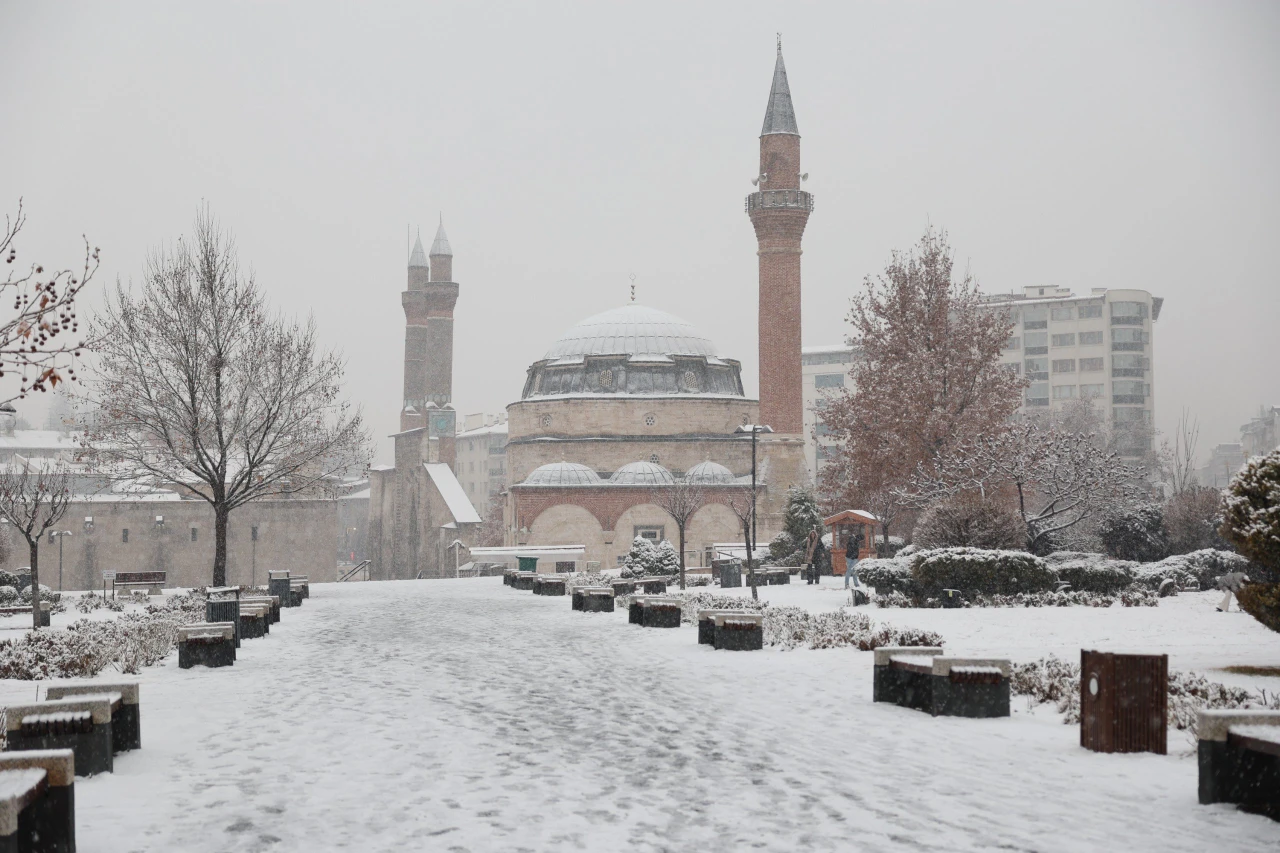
[0,571,18,589]
[874,535,905,557]
[654,540,681,576]
[765,487,822,566]
[1047,553,1137,594]
[563,572,615,590]
[75,592,105,613]
[1166,549,1252,588]
[1238,583,1280,633]
[912,547,1055,597]
[0,586,17,605]
[876,588,1158,609]
[1131,557,1201,591]
[911,497,1023,550]
[1099,501,1168,563]
[20,584,58,604]
[672,592,764,625]
[1220,448,1280,571]
[620,537,675,577]
[1011,657,1081,721]
[857,557,915,595]
[761,606,944,651]
[1165,485,1228,554]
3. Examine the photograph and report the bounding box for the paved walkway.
[61,579,1278,851]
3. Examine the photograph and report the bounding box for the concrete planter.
[44,682,141,753]
[712,613,764,650]
[4,696,120,776]
[0,750,75,853]
[1198,710,1280,816]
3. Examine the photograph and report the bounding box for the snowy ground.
[1,577,1277,852]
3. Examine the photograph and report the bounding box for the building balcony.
[1112,342,1145,352]
[744,190,816,213]
[1113,394,1147,405]
[1112,368,1146,377]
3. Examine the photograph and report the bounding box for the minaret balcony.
[744,190,815,214]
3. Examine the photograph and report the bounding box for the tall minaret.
[400,220,459,466]
[746,42,811,436]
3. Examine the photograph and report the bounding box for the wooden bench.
[0,767,49,853]
[290,576,310,600]
[1198,710,1280,816]
[240,595,281,625]
[4,695,120,776]
[0,602,50,627]
[239,603,271,639]
[873,647,1011,717]
[268,570,296,609]
[44,682,141,753]
[0,750,75,853]
[110,570,166,598]
[178,623,236,669]
[712,612,764,651]
[532,576,566,596]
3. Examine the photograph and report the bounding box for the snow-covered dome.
[522,462,602,486]
[609,461,676,486]
[685,460,736,485]
[544,304,720,362]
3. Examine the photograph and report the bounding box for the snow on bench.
[4,695,121,776]
[1198,710,1280,810]
[178,622,237,670]
[45,682,142,752]
[0,767,47,847]
[0,750,75,851]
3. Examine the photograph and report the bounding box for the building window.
[1112,353,1147,377]
[1079,330,1104,346]
[1025,383,1050,406]
[1110,301,1148,325]
[1023,332,1048,354]
[251,525,259,542]
[1051,333,1076,347]
[1112,380,1148,405]
[1111,327,1147,351]
[1052,385,1077,400]
[814,373,845,388]
[1113,407,1151,424]
[649,453,660,464]
[816,444,835,460]
[1004,337,1020,351]
[1051,307,1075,321]
[815,422,834,437]
[1080,383,1105,398]
[1023,307,1047,329]
[190,528,198,543]
[643,413,656,426]
[634,525,664,543]
[1079,357,1104,372]
[1052,359,1076,373]
[1005,362,1021,375]
[1079,303,1103,319]
[122,528,129,543]
[1024,357,1048,380]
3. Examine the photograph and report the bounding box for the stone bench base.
[581,593,614,613]
[641,603,681,628]
[1198,711,1280,816]
[0,751,74,853]
[713,619,763,650]
[6,724,113,778]
[512,573,536,591]
[637,579,667,594]
[178,637,236,669]
[872,648,1010,718]
[533,578,566,596]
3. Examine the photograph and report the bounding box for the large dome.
[609,461,676,486]
[686,460,736,485]
[544,304,720,362]
[522,462,602,486]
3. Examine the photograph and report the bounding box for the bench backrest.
[713,612,763,627]
[113,571,165,585]
[930,657,1011,678]
[872,645,944,667]
[45,682,139,705]
[179,622,235,641]
[3,695,121,730]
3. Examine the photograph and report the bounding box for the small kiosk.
[822,510,878,576]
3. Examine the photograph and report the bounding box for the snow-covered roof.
[424,463,481,524]
[609,461,675,486]
[543,304,721,362]
[340,488,371,501]
[457,422,508,438]
[522,462,601,486]
[686,460,736,485]
[0,430,81,452]
[801,344,855,355]
[761,50,799,135]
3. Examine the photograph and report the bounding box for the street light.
[734,423,773,574]
[50,530,72,591]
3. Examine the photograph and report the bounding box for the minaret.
[400,220,459,466]
[746,42,811,436]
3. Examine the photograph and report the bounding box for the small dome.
[522,462,602,486]
[686,460,735,485]
[609,461,675,486]
[544,304,720,362]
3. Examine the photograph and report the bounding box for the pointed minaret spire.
[429,217,453,258]
[408,230,429,268]
[429,215,453,282]
[761,43,799,136]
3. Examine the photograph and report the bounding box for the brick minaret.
[746,44,811,435]
[400,220,458,465]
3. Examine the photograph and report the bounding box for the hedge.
[911,547,1055,597]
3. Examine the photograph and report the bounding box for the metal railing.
[744,190,815,213]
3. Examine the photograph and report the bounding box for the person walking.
[1216,571,1250,612]
[812,534,828,586]
[803,529,819,585]
[844,531,863,590]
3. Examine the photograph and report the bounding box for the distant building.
[1200,443,1247,489]
[800,345,858,480]
[1240,405,1280,460]
[456,414,508,518]
[982,285,1163,458]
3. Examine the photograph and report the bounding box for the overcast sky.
[5,1,1278,464]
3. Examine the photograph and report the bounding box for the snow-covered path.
[45,579,1280,851]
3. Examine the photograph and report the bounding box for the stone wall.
[1,499,337,591]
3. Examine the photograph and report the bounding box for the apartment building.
[800,344,858,481]
[983,285,1163,457]
[455,413,508,518]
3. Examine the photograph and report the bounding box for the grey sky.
[4,1,1278,464]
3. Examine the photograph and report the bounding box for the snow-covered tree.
[819,227,1023,539]
[912,494,1023,550]
[655,477,704,589]
[0,459,72,630]
[620,537,659,577]
[1098,501,1168,562]
[654,540,681,576]
[1220,449,1280,571]
[909,421,1144,554]
[1164,486,1227,554]
[768,487,822,565]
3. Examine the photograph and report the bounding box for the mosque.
[369,45,813,576]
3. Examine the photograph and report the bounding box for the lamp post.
[50,530,72,591]
[734,423,773,577]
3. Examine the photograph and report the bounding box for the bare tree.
[0,200,99,405]
[821,226,1024,528]
[655,478,705,590]
[726,493,761,601]
[908,421,1144,554]
[1162,407,1200,496]
[84,209,369,586]
[0,459,73,629]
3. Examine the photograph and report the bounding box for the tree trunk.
[213,503,230,587]
[677,524,687,590]
[744,517,758,601]
[28,538,40,631]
